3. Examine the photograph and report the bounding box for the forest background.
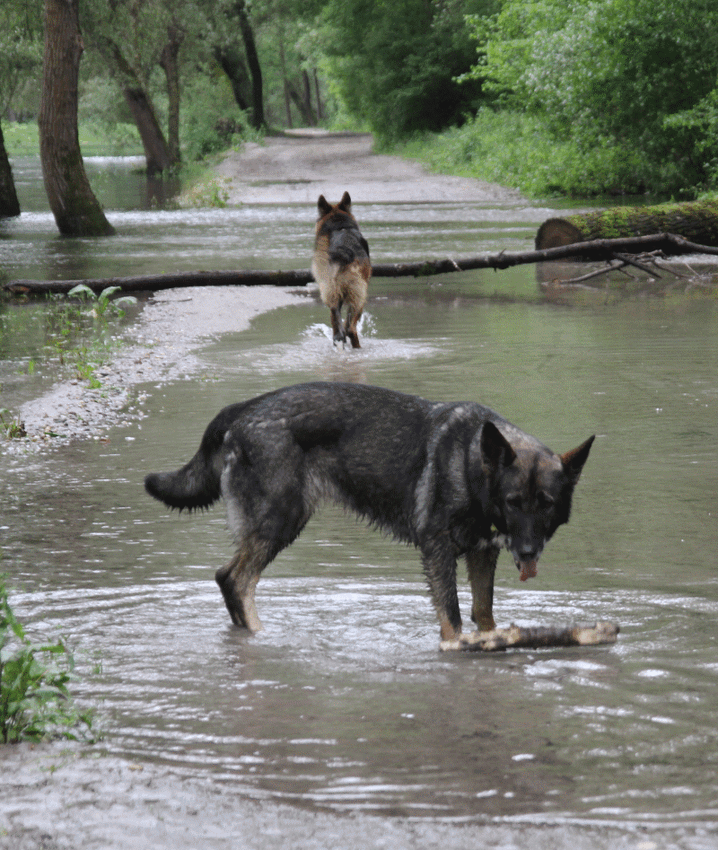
[2,0,718,203]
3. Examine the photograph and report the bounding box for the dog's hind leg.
[466,545,500,632]
[344,306,362,349]
[329,304,347,346]
[215,535,273,632]
[420,535,463,641]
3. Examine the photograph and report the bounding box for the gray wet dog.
[145,382,594,642]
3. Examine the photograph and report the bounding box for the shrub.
[0,578,95,744]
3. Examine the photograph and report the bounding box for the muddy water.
[2,159,718,841]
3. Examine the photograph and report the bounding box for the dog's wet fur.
[145,382,594,642]
[311,192,371,348]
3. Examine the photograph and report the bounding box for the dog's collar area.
[476,532,508,551]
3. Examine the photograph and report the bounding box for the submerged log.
[5,233,718,296]
[536,200,718,250]
[440,621,619,652]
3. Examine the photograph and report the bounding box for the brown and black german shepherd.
[145,382,594,644]
[311,192,371,348]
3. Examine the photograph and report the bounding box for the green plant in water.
[67,284,137,320]
[0,406,26,439]
[0,577,95,743]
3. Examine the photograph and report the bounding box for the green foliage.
[0,0,43,114]
[0,286,136,401]
[320,0,496,142]
[66,284,137,320]
[61,286,137,386]
[0,406,26,439]
[463,0,718,196]
[1,577,95,744]
[180,72,251,161]
[393,109,650,197]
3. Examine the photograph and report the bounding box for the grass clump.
[391,110,659,199]
[1,577,95,744]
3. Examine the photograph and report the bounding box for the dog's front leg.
[466,545,499,632]
[420,536,463,641]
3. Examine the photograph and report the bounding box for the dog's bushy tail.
[144,401,246,511]
[144,451,221,511]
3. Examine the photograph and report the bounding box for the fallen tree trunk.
[440,621,619,652]
[4,268,315,296]
[5,233,718,296]
[536,200,718,250]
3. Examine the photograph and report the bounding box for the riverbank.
[5,286,307,453]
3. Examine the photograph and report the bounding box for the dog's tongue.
[518,560,538,582]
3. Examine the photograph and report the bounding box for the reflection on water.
[1,158,718,834]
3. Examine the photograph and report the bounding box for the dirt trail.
[10,132,523,452]
[213,130,524,205]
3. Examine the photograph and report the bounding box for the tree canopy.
[2,0,718,201]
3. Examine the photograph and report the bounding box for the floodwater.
[2,158,718,844]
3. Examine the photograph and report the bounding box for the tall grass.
[390,110,669,199]
[1,578,95,744]
[3,120,143,158]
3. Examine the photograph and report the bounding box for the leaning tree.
[38,0,114,236]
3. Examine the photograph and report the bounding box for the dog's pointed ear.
[480,421,516,470]
[561,435,595,484]
[317,194,331,217]
[339,190,352,211]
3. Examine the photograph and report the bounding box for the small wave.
[230,313,443,377]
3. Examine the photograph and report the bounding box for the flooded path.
[2,137,718,849]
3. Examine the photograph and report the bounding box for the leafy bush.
[394,110,650,197]
[181,72,250,161]
[462,0,718,197]
[1,578,95,744]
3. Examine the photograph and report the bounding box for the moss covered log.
[535,200,718,250]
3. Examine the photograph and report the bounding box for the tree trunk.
[123,87,173,175]
[214,45,251,112]
[4,268,315,295]
[313,69,323,122]
[536,200,718,250]
[99,37,171,176]
[103,39,172,176]
[38,0,114,236]
[159,24,183,167]
[235,0,264,131]
[9,232,717,296]
[302,70,316,126]
[0,122,21,218]
[286,80,315,126]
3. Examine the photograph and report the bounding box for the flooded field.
[1,153,718,849]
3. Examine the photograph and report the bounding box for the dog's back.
[312,191,371,348]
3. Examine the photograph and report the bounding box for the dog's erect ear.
[317,194,331,217]
[480,421,517,470]
[339,190,352,211]
[560,435,595,484]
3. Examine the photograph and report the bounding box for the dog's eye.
[537,491,555,507]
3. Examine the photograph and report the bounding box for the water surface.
[1,158,717,840]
